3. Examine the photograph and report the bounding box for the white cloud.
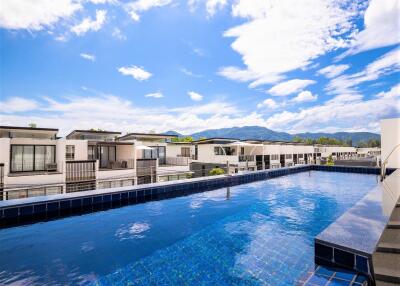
[0,97,39,113]
[0,94,265,135]
[0,0,82,30]
[118,66,152,81]
[220,0,361,86]
[218,66,283,88]
[206,0,227,17]
[292,91,317,103]
[89,0,119,4]
[257,98,278,109]
[1,85,398,135]
[188,91,203,101]
[327,47,400,95]
[71,9,107,36]
[339,0,400,58]
[180,67,202,78]
[317,64,350,79]
[112,28,127,40]
[125,0,172,21]
[145,92,163,98]
[80,53,96,61]
[265,84,400,133]
[268,79,315,96]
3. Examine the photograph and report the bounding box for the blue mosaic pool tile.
[59,200,70,210]
[47,201,59,212]
[33,203,46,214]
[71,199,82,208]
[19,205,33,216]
[355,255,368,274]
[111,194,120,202]
[334,249,354,269]
[301,266,368,286]
[82,197,92,206]
[93,195,103,204]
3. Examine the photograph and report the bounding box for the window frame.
[10,144,56,173]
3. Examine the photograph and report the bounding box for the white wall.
[381,118,400,168]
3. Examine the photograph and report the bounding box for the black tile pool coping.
[0,165,392,228]
[315,168,400,282]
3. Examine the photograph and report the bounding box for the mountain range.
[166,126,380,146]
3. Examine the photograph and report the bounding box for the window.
[10,145,55,172]
[240,147,245,155]
[66,145,75,160]
[271,154,279,160]
[88,145,96,160]
[181,147,190,157]
[285,154,292,159]
[298,154,304,158]
[214,146,234,155]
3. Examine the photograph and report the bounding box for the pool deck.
[315,169,400,280]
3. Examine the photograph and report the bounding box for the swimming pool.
[0,171,377,285]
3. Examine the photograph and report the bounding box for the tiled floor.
[299,266,368,286]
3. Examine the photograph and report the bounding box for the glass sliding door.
[23,146,34,171]
[11,146,23,172]
[34,146,46,171]
[98,145,117,168]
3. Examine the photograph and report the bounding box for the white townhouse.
[117,133,193,183]
[315,145,357,160]
[245,141,315,169]
[191,138,260,175]
[0,126,66,200]
[0,126,193,200]
[356,147,381,158]
[65,130,136,190]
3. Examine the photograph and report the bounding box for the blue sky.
[0,0,399,135]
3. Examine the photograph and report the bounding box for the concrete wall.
[381,118,400,168]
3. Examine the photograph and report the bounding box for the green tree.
[28,123,37,128]
[171,136,194,143]
[209,167,225,176]
[292,136,303,143]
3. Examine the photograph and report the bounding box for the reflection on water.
[0,171,377,285]
[115,222,151,240]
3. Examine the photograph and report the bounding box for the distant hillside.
[295,132,380,146]
[190,126,293,141]
[167,126,380,146]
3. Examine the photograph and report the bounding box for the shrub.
[209,167,225,176]
[326,155,334,166]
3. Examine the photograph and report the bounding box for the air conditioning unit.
[46,163,58,172]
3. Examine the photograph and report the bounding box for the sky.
[0,0,399,136]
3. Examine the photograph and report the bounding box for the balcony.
[99,159,135,170]
[66,160,96,183]
[136,159,157,176]
[160,157,190,166]
[239,155,255,162]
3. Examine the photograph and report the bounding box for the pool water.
[0,171,377,285]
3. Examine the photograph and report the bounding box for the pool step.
[388,207,400,229]
[373,252,400,284]
[376,281,400,286]
[377,229,400,253]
